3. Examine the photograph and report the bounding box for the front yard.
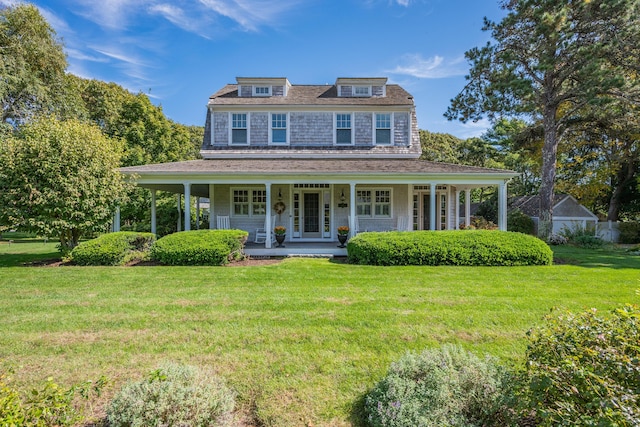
[0,239,638,426]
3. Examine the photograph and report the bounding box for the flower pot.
[275,234,285,248]
[337,234,348,248]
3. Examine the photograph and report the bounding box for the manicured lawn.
[0,239,638,426]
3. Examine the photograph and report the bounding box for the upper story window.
[231,113,248,145]
[336,113,352,145]
[253,86,271,96]
[354,86,371,97]
[375,113,392,145]
[271,113,287,144]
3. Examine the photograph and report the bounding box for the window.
[231,113,247,145]
[336,113,352,145]
[354,86,371,97]
[254,86,271,96]
[356,189,391,217]
[232,189,266,217]
[375,113,392,145]
[271,113,287,144]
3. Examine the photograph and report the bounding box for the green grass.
[0,241,638,426]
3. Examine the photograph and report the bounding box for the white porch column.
[430,183,437,231]
[196,197,200,230]
[265,183,272,249]
[208,184,215,230]
[113,206,121,232]
[465,189,471,227]
[349,182,356,234]
[177,194,182,232]
[150,190,157,235]
[455,189,460,230]
[498,182,508,231]
[407,184,413,231]
[183,182,191,231]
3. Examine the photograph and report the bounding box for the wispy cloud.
[388,54,467,79]
[149,4,211,37]
[72,0,142,30]
[395,0,410,6]
[197,0,301,32]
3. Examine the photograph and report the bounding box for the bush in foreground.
[347,230,552,266]
[524,305,640,426]
[365,345,515,427]
[71,231,155,265]
[106,363,235,427]
[619,221,640,244]
[151,229,248,265]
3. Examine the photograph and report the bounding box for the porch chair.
[254,215,277,244]
[216,215,230,230]
[393,216,409,231]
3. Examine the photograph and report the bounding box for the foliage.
[524,305,640,426]
[70,232,155,266]
[347,230,552,266]
[559,224,604,249]
[106,363,235,427]
[460,216,498,230]
[0,4,67,125]
[618,222,640,244]
[337,226,349,235]
[446,0,640,241]
[0,116,128,252]
[274,226,286,235]
[365,345,515,427]
[0,371,106,427]
[151,229,248,265]
[547,234,568,246]
[507,209,535,235]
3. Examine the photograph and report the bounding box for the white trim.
[373,112,394,145]
[230,187,267,217]
[229,112,250,146]
[353,85,371,97]
[355,187,393,218]
[268,112,289,145]
[334,112,354,146]
[253,86,272,97]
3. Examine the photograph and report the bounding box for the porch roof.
[121,159,516,178]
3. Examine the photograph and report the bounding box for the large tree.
[446,0,640,239]
[0,4,67,126]
[0,116,128,251]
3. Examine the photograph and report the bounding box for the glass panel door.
[302,192,321,238]
[422,194,431,231]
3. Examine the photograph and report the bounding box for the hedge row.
[71,232,155,266]
[150,229,248,266]
[347,230,553,266]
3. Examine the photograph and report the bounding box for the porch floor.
[243,241,347,257]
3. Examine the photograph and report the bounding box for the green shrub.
[559,223,604,248]
[619,221,640,244]
[364,345,515,427]
[0,371,105,427]
[150,229,248,266]
[106,363,235,427]
[524,305,640,426]
[507,209,535,234]
[347,230,552,266]
[71,231,155,265]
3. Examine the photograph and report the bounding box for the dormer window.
[253,86,271,96]
[353,86,371,97]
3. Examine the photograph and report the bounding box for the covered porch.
[119,159,518,254]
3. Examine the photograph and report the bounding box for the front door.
[302,191,322,238]
[422,194,431,231]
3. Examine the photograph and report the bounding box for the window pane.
[272,113,286,128]
[336,114,351,128]
[232,129,247,144]
[336,129,351,144]
[376,129,391,144]
[232,114,246,128]
[272,129,286,143]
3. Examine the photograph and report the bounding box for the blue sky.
[8,0,505,138]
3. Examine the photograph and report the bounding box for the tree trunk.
[538,104,559,241]
[607,161,635,221]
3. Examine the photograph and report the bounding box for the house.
[120,77,518,254]
[511,194,599,235]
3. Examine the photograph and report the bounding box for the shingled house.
[120,77,518,254]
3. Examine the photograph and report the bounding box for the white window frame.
[353,85,371,97]
[230,188,266,217]
[374,112,393,145]
[334,112,354,145]
[269,112,289,145]
[253,86,271,96]
[356,188,393,218]
[229,112,250,146]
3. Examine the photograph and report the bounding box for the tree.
[0,116,128,251]
[0,4,67,125]
[446,0,640,240]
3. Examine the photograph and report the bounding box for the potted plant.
[274,226,286,247]
[337,226,349,248]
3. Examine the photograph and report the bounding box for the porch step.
[286,254,334,258]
